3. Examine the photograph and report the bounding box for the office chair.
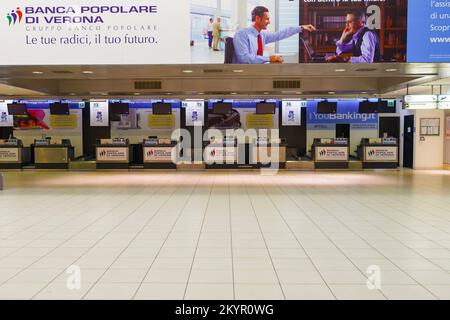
[224,37,234,64]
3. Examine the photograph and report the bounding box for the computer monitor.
[378,100,396,113]
[317,101,337,114]
[49,103,70,115]
[109,103,129,115]
[153,103,172,115]
[256,103,276,115]
[358,101,378,113]
[7,103,28,115]
[212,102,232,114]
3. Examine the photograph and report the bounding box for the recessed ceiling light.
[166,93,172,95]
[385,68,398,72]
[263,92,269,95]
[233,70,244,73]
[198,92,204,95]
[182,70,193,73]
[335,69,346,72]
[328,91,336,95]
[82,70,94,74]
[361,91,368,94]
[231,92,237,95]
[69,93,76,96]
[296,92,303,95]
[32,71,43,74]
[134,93,141,96]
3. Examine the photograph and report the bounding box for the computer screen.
[358,101,379,114]
[152,103,172,115]
[256,103,276,115]
[378,100,396,113]
[212,103,232,114]
[109,103,130,115]
[49,103,70,115]
[7,103,28,115]
[317,101,337,114]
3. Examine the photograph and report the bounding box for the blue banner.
[307,100,378,130]
[407,0,450,62]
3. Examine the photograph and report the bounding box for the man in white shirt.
[206,18,214,49]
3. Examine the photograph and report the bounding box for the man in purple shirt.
[326,10,381,63]
[233,6,316,64]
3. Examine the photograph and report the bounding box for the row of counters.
[0,137,399,170]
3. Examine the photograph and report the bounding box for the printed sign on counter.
[204,146,236,164]
[316,146,348,162]
[96,147,128,162]
[365,146,398,162]
[0,148,19,162]
[144,147,174,162]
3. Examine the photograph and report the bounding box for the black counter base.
[96,163,129,170]
[35,163,69,169]
[0,163,23,169]
[206,163,286,170]
[363,162,398,169]
[315,162,349,169]
[144,163,177,170]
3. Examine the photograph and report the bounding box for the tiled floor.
[0,170,450,300]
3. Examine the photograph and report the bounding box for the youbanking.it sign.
[6,7,23,26]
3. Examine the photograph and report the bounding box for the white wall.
[414,109,445,169]
[444,111,450,164]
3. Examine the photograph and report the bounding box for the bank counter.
[96,138,131,169]
[311,138,349,169]
[142,138,177,169]
[204,137,287,169]
[250,138,287,169]
[357,138,399,169]
[33,138,74,169]
[0,139,31,169]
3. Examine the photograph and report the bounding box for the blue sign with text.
[307,100,378,130]
[407,0,450,62]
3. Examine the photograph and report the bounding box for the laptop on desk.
[300,38,329,63]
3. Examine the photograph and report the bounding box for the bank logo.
[368,149,375,156]
[147,150,154,157]
[319,149,327,156]
[99,150,107,157]
[7,7,23,26]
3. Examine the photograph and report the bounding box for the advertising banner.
[364,146,398,162]
[307,101,378,130]
[0,0,190,65]
[0,148,19,162]
[407,0,450,62]
[144,147,174,162]
[316,146,348,161]
[96,147,128,162]
[2,0,414,64]
[90,100,109,127]
[0,101,14,127]
[299,0,408,63]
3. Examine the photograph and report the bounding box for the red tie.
[257,34,263,56]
